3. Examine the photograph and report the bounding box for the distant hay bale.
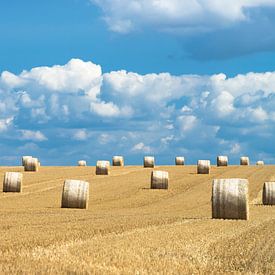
[22,156,32,166]
[24,157,39,172]
[61,179,89,209]
[144,156,155,168]
[256,160,264,166]
[240,156,249,165]
[96,160,110,175]
[151,171,169,189]
[212,178,249,220]
[217,156,228,167]
[112,156,124,166]
[3,172,22,192]
[197,160,210,174]
[175,157,185,165]
[262,182,275,205]
[78,160,87,166]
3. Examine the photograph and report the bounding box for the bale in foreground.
[197,160,210,174]
[151,171,169,189]
[240,156,249,165]
[217,156,228,166]
[212,178,249,220]
[61,179,89,209]
[24,157,39,172]
[78,160,87,166]
[96,160,110,175]
[112,156,124,166]
[3,172,22,192]
[175,156,185,165]
[144,156,155,168]
[262,182,275,205]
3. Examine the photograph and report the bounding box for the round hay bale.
[256,160,264,166]
[61,179,89,209]
[212,178,249,220]
[262,182,275,205]
[217,156,228,167]
[151,171,169,189]
[112,156,124,166]
[175,157,185,165]
[3,172,22,192]
[78,160,87,166]
[197,160,210,174]
[24,157,39,172]
[240,156,249,165]
[144,156,155,168]
[22,156,32,166]
[96,160,110,175]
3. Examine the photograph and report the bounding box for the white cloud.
[20,130,47,141]
[132,142,152,153]
[0,117,13,132]
[73,129,89,141]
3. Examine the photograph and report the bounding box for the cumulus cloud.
[2,58,275,164]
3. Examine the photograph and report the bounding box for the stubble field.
[0,165,274,274]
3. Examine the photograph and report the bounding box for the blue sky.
[1,0,275,165]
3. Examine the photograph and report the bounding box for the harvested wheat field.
[0,165,275,274]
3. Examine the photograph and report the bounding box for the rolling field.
[0,165,275,274]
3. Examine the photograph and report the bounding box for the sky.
[1,0,275,165]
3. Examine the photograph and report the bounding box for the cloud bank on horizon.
[1,58,275,165]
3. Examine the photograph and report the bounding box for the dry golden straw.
[112,156,124,166]
[240,156,249,165]
[143,156,155,168]
[22,156,32,166]
[256,160,264,165]
[175,156,185,165]
[78,160,87,166]
[151,170,169,189]
[3,172,22,192]
[262,182,275,205]
[197,160,210,174]
[24,157,39,172]
[61,179,89,209]
[96,160,110,175]
[217,156,228,166]
[212,178,249,220]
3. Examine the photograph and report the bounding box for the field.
[0,165,275,274]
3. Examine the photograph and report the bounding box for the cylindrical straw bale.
[197,160,210,174]
[175,157,185,165]
[22,156,32,166]
[96,160,110,175]
[262,182,275,205]
[112,156,124,166]
[240,156,249,165]
[144,156,155,168]
[256,160,264,166]
[212,178,249,220]
[78,160,87,166]
[3,172,22,192]
[61,179,89,209]
[151,171,169,189]
[217,156,228,167]
[24,157,39,172]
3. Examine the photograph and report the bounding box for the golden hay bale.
[24,157,39,172]
[22,156,32,166]
[240,156,249,165]
[212,178,249,220]
[175,156,185,165]
[262,182,275,205]
[61,179,89,209]
[217,156,228,167]
[96,160,110,175]
[144,156,155,168]
[151,171,169,189]
[3,172,22,192]
[78,160,87,166]
[256,160,264,166]
[112,156,124,166]
[197,160,210,174]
